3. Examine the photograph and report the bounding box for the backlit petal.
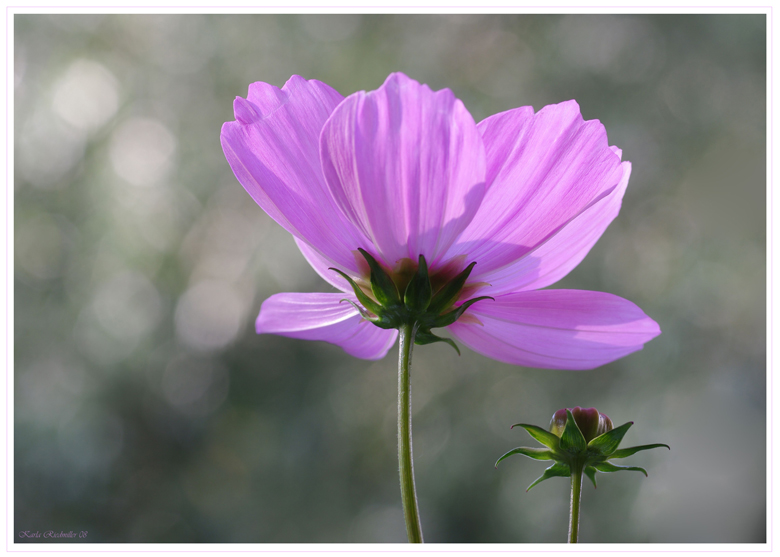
[294,237,354,292]
[480,161,631,295]
[448,101,623,281]
[256,292,397,360]
[320,72,486,269]
[221,76,368,273]
[448,290,660,370]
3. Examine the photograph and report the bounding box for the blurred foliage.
[14,14,765,543]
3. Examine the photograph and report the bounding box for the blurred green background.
[14,14,766,543]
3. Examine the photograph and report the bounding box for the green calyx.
[496,409,669,491]
[329,250,492,354]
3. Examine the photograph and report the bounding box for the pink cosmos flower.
[221,73,660,370]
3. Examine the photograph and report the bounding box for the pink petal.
[294,237,354,292]
[480,161,631,295]
[319,72,486,269]
[447,101,623,281]
[256,292,398,360]
[221,76,369,274]
[448,290,660,370]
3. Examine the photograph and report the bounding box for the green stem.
[397,322,423,543]
[569,464,583,543]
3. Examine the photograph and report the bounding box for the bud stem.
[398,322,424,543]
[569,463,584,543]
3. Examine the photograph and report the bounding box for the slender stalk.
[397,322,423,543]
[569,464,584,543]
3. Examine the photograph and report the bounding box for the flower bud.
[550,407,611,443]
[596,412,613,438]
[500,408,668,493]
[549,408,568,438]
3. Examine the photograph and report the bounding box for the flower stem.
[397,322,423,543]
[569,463,584,543]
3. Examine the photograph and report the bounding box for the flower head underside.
[221,72,661,369]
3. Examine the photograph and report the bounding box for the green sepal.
[429,296,493,328]
[339,299,400,330]
[593,461,648,476]
[584,466,598,488]
[404,255,432,313]
[495,447,555,468]
[560,410,587,454]
[527,462,571,492]
[357,248,400,307]
[339,299,374,321]
[610,443,670,459]
[587,421,633,456]
[511,423,561,451]
[414,328,460,355]
[329,268,383,316]
[428,261,477,314]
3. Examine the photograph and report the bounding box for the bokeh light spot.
[52,59,119,132]
[109,117,176,187]
[174,280,245,351]
[92,270,163,345]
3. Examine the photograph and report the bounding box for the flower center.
[329,249,493,353]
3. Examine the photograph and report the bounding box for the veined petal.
[294,237,354,292]
[221,76,369,274]
[320,72,486,269]
[447,290,660,370]
[256,292,397,360]
[448,101,623,280]
[480,161,631,295]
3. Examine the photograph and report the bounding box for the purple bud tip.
[571,407,600,442]
[549,408,569,437]
[550,406,613,442]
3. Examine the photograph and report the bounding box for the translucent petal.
[320,72,486,269]
[447,101,623,284]
[221,76,369,274]
[256,292,397,360]
[448,290,660,370]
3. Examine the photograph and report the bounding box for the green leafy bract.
[510,424,561,451]
[495,447,555,468]
[587,421,633,455]
[610,444,670,459]
[497,413,668,492]
[527,462,571,491]
[560,410,587,454]
[330,252,489,351]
